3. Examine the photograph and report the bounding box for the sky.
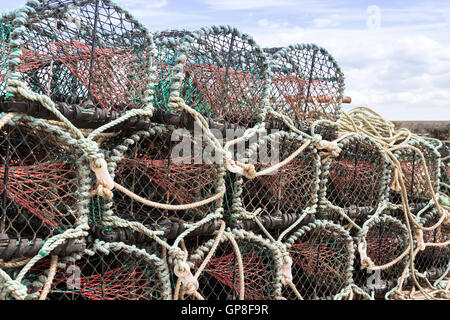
[1,0,450,120]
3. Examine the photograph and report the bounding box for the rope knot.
[280,255,293,286]
[168,247,185,261]
[2,279,28,300]
[77,138,102,162]
[311,134,322,145]
[168,96,185,112]
[358,242,375,270]
[227,160,258,180]
[415,229,426,251]
[390,166,402,192]
[316,139,341,157]
[173,261,199,295]
[89,158,114,198]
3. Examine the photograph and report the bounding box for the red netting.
[0,121,79,240]
[365,232,401,264]
[325,138,387,210]
[27,249,166,300]
[196,250,273,300]
[119,156,216,209]
[269,45,344,123]
[290,242,344,278]
[0,161,74,229]
[104,128,222,226]
[258,160,313,209]
[271,75,336,121]
[328,159,380,204]
[50,265,159,300]
[239,135,319,218]
[390,144,439,204]
[285,226,351,300]
[184,63,262,122]
[19,37,149,110]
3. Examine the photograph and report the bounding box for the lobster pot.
[26,241,171,300]
[320,134,391,220]
[414,210,450,281]
[284,220,354,300]
[161,25,270,127]
[0,114,87,262]
[8,0,153,111]
[390,140,440,206]
[233,131,320,224]
[101,124,225,228]
[269,44,345,123]
[185,229,282,300]
[353,215,409,298]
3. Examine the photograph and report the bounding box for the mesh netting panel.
[324,136,389,211]
[188,234,279,300]
[27,244,169,300]
[0,117,82,247]
[237,132,319,219]
[354,216,408,297]
[13,0,152,110]
[177,26,269,126]
[415,211,450,280]
[103,125,223,226]
[269,44,344,123]
[0,19,12,96]
[152,34,181,112]
[440,142,449,197]
[284,222,353,300]
[391,140,440,205]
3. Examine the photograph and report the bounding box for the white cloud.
[119,0,168,9]
[248,20,450,120]
[202,0,293,11]
[312,18,340,28]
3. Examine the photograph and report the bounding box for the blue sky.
[1,0,450,120]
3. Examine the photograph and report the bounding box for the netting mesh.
[11,0,152,111]
[234,132,320,221]
[25,242,170,300]
[284,221,353,300]
[175,26,270,126]
[0,116,83,247]
[270,44,344,123]
[101,124,223,227]
[322,135,390,212]
[391,140,440,205]
[353,216,409,297]
[187,232,280,300]
[0,19,11,96]
[415,210,450,280]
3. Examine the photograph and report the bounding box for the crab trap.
[2,0,154,112]
[390,139,440,206]
[97,123,225,231]
[19,240,171,300]
[319,134,391,224]
[0,113,89,262]
[229,130,320,234]
[182,229,282,300]
[283,220,355,300]
[153,26,270,127]
[269,44,345,124]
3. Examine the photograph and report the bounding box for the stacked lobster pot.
[0,0,448,301]
[318,133,411,298]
